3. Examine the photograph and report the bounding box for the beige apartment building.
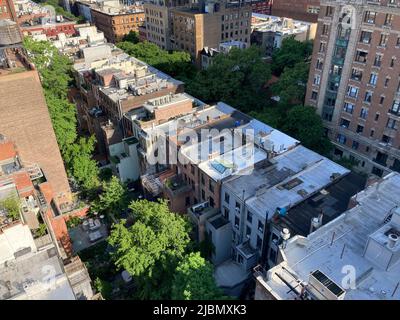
[305,0,400,177]
[146,0,251,64]
[144,0,189,50]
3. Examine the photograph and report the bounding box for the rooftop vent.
[307,270,346,300]
[387,233,399,249]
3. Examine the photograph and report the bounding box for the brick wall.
[0,70,72,201]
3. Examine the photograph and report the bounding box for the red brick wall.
[154,99,193,123]
[271,0,320,23]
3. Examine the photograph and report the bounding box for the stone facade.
[305,0,400,177]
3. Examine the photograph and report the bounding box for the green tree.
[108,199,191,299]
[187,46,271,112]
[35,223,48,237]
[271,62,309,106]
[122,31,140,44]
[117,41,195,79]
[271,36,313,76]
[24,37,99,193]
[96,176,129,217]
[99,167,113,182]
[282,105,332,155]
[94,277,113,299]
[0,197,20,221]
[171,252,225,300]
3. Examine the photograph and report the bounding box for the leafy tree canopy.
[271,62,310,106]
[0,197,20,221]
[271,36,313,76]
[186,45,271,112]
[281,105,332,155]
[122,31,140,44]
[108,199,191,299]
[171,252,225,300]
[117,41,195,79]
[95,176,129,217]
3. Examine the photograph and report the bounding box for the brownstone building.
[271,0,320,23]
[91,5,145,43]
[305,0,400,177]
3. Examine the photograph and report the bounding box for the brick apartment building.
[91,5,145,43]
[251,0,272,15]
[305,0,400,177]
[0,47,92,256]
[169,0,252,64]
[271,0,320,23]
[0,0,17,20]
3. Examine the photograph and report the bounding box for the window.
[352,141,359,150]
[223,207,229,219]
[185,196,190,206]
[343,102,354,114]
[234,216,240,229]
[340,118,350,128]
[387,118,398,130]
[380,96,385,104]
[384,14,394,26]
[235,201,240,210]
[365,91,373,103]
[316,59,323,70]
[322,24,329,35]
[246,226,251,237]
[360,108,368,119]
[201,175,205,185]
[375,113,380,121]
[325,6,333,17]
[355,50,368,63]
[383,77,390,88]
[390,57,396,68]
[369,73,378,86]
[364,11,376,24]
[351,68,363,81]
[379,34,389,47]
[374,54,382,67]
[209,180,214,193]
[311,90,318,100]
[314,74,321,85]
[347,86,359,98]
[360,31,372,44]
[397,37,400,47]
[256,222,264,235]
[201,189,205,200]
[382,135,392,144]
[319,42,326,53]
[356,125,364,133]
[209,197,215,207]
[391,100,400,114]
[224,192,230,204]
[247,211,253,223]
[337,134,347,144]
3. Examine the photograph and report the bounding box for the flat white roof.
[264,172,400,300]
[246,145,349,220]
